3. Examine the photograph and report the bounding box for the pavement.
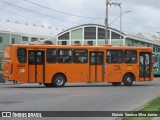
[0,77,160,120]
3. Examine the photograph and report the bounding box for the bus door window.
[139,53,151,78]
[28,51,44,65]
[139,55,144,77]
[37,52,44,64]
[90,52,103,65]
[144,54,150,77]
[96,53,103,65]
[90,53,96,64]
[29,52,36,64]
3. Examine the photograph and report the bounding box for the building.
[0,21,59,50]
[0,20,58,70]
[1,23,160,70]
[55,24,160,52]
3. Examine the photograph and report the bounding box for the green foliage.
[122,96,160,120]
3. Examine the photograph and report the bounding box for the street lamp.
[120,8,131,45]
[109,10,131,45]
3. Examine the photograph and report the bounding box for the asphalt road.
[0,78,160,120]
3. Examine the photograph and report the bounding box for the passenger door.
[139,52,152,81]
[89,52,104,82]
[28,51,45,83]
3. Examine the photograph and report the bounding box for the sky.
[0,0,160,36]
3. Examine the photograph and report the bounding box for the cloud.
[0,0,160,35]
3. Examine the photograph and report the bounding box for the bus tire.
[111,82,121,86]
[52,74,66,87]
[123,74,134,86]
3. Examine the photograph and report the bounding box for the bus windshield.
[4,46,12,59]
[153,54,158,68]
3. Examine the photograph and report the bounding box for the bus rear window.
[17,48,27,63]
[4,46,12,59]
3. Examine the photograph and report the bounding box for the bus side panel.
[122,64,139,81]
[45,64,89,83]
[68,64,89,83]
[106,64,122,82]
[15,64,29,83]
[3,60,12,80]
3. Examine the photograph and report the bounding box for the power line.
[121,0,145,25]
[121,4,142,25]
[24,0,104,19]
[0,8,69,28]
[120,0,160,33]
[111,19,160,30]
[0,0,82,25]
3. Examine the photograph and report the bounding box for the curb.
[119,95,160,120]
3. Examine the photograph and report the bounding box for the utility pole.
[119,4,122,45]
[105,0,109,44]
[107,1,121,45]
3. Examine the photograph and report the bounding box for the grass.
[122,96,160,120]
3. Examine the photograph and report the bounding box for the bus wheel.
[111,82,121,86]
[123,74,134,86]
[53,74,66,87]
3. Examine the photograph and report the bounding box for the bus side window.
[74,49,88,63]
[46,49,57,63]
[124,50,137,64]
[58,49,72,63]
[106,50,123,63]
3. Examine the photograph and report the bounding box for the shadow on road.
[2,83,156,89]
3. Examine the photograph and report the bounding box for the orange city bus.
[3,44,154,87]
